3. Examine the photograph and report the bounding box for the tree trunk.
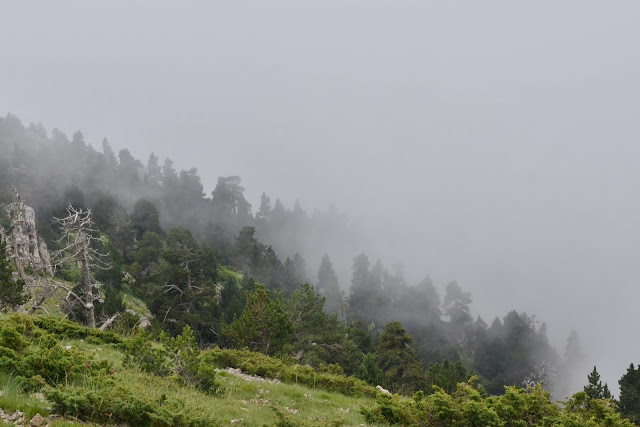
[81,239,96,328]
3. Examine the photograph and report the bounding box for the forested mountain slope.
[1,113,639,425]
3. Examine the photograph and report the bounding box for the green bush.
[124,327,221,395]
[360,379,636,426]
[31,316,122,344]
[0,326,29,351]
[204,347,377,397]
[45,379,221,427]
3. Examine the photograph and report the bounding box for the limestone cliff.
[2,198,54,276]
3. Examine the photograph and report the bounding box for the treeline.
[0,113,569,395]
[4,112,640,424]
[0,113,364,278]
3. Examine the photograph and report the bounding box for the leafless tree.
[53,205,110,328]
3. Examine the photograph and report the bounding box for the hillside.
[0,313,634,427]
[1,113,640,425]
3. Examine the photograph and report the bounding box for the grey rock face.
[3,201,53,276]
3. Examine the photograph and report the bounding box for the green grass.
[0,372,50,421]
[219,266,243,281]
[121,290,151,317]
[213,369,376,425]
[57,339,124,367]
[0,313,386,426]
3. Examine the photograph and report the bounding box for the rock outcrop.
[2,198,54,276]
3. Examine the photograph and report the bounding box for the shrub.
[124,327,221,395]
[45,379,221,427]
[204,347,377,397]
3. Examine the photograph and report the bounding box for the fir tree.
[356,353,385,387]
[0,238,26,311]
[585,366,612,400]
[619,363,640,424]
[374,321,426,394]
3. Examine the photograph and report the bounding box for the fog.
[2,1,640,394]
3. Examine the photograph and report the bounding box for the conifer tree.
[223,284,292,355]
[0,238,26,311]
[356,353,385,387]
[619,363,640,424]
[317,254,343,316]
[585,366,612,400]
[375,321,426,394]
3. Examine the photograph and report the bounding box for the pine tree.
[356,353,384,386]
[255,192,272,222]
[584,366,611,400]
[374,321,426,394]
[317,254,343,316]
[0,238,26,311]
[619,363,640,424]
[223,285,292,355]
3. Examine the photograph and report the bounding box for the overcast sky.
[2,1,640,394]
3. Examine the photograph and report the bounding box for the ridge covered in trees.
[2,112,640,425]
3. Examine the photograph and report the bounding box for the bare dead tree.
[53,205,111,328]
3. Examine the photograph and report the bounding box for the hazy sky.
[2,1,640,394]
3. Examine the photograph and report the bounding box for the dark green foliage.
[619,363,640,424]
[130,198,162,240]
[316,254,343,315]
[356,353,384,386]
[425,360,471,395]
[30,316,122,344]
[362,379,635,426]
[220,275,246,324]
[204,347,378,397]
[211,176,251,220]
[473,310,557,395]
[45,378,221,426]
[232,226,286,290]
[374,321,426,395]
[348,253,376,324]
[101,285,126,317]
[0,113,587,404]
[124,326,220,395]
[137,227,222,344]
[223,284,293,355]
[584,366,612,401]
[0,316,114,391]
[131,231,164,281]
[286,283,362,374]
[0,239,27,311]
[442,281,472,337]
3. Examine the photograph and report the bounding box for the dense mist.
[2,1,640,397]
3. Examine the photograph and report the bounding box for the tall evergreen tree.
[223,284,292,355]
[584,366,612,400]
[349,253,373,323]
[255,192,271,222]
[619,363,640,424]
[317,254,343,315]
[146,153,162,188]
[131,199,162,240]
[374,321,426,395]
[0,238,26,311]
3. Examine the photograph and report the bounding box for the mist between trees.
[2,112,637,410]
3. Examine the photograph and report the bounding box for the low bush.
[204,347,377,397]
[45,377,221,427]
[360,379,635,426]
[124,327,221,395]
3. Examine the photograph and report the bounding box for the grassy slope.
[0,313,384,426]
[0,265,383,425]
